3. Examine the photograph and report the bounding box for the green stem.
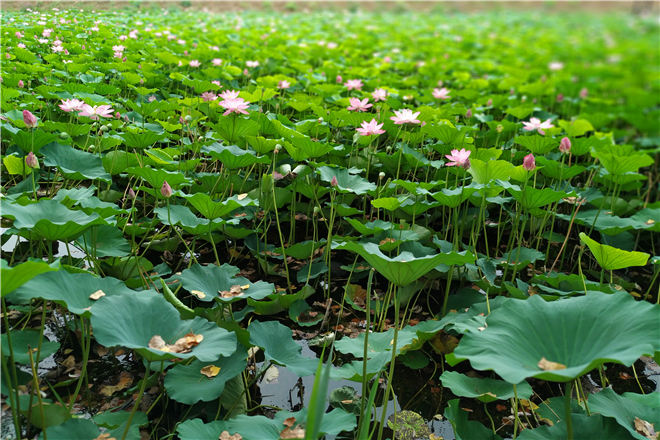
[377,285,401,440]
[121,369,150,440]
[565,380,573,440]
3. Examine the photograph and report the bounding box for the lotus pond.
[1,3,660,440]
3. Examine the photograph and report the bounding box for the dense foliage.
[1,4,659,440]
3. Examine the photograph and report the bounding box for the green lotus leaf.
[431,186,479,208]
[329,386,361,415]
[247,284,315,315]
[93,410,148,430]
[8,270,137,317]
[506,186,570,210]
[344,219,396,236]
[330,351,391,382]
[333,241,475,286]
[580,232,650,270]
[181,192,258,220]
[274,239,326,260]
[91,291,237,362]
[588,389,660,440]
[288,299,324,326]
[500,246,545,269]
[9,130,59,153]
[165,347,248,404]
[453,292,660,383]
[388,410,431,440]
[213,117,260,145]
[591,151,654,176]
[126,166,191,191]
[37,418,100,440]
[536,157,586,180]
[41,143,112,183]
[1,199,107,241]
[517,413,632,440]
[176,408,356,440]
[445,398,503,440]
[1,329,60,364]
[177,263,275,303]
[514,135,560,154]
[154,204,228,234]
[74,225,131,258]
[557,210,647,236]
[439,371,533,403]
[202,143,270,169]
[467,159,515,184]
[317,166,376,195]
[248,320,319,376]
[1,258,59,296]
[120,131,166,149]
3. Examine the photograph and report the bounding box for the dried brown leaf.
[537,357,567,371]
[89,290,106,300]
[200,365,221,378]
[219,431,243,440]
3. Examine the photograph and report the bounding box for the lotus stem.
[565,380,573,440]
[121,368,150,440]
[377,285,401,440]
[2,298,22,438]
[357,268,375,440]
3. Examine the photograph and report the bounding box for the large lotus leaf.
[177,263,275,303]
[248,320,319,377]
[439,371,533,403]
[91,291,237,362]
[177,408,356,440]
[41,143,111,183]
[9,130,59,153]
[580,233,650,271]
[536,157,586,181]
[37,418,100,440]
[588,389,660,440]
[445,399,503,440]
[506,186,570,210]
[1,329,60,364]
[154,204,228,235]
[1,259,59,296]
[431,186,479,208]
[120,131,166,149]
[557,210,647,236]
[591,151,654,176]
[126,166,191,191]
[213,117,260,144]
[500,246,545,269]
[330,351,391,382]
[317,166,376,195]
[468,159,515,184]
[1,199,107,241]
[8,270,136,317]
[344,219,396,236]
[165,347,248,404]
[74,225,131,258]
[335,326,417,359]
[333,241,475,286]
[452,292,660,383]
[514,135,559,154]
[247,284,316,315]
[202,143,270,169]
[274,239,326,260]
[517,413,632,440]
[631,207,660,232]
[181,192,257,220]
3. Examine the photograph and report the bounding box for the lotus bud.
[318,117,324,123]
[179,116,185,125]
[330,176,338,187]
[100,125,109,132]
[115,111,121,119]
[378,172,385,179]
[559,137,571,154]
[82,44,85,50]
[336,75,342,84]
[523,153,536,171]
[18,79,24,88]
[465,108,472,119]
[274,144,282,152]
[243,68,249,76]
[127,188,137,199]
[386,146,392,153]
[23,110,38,128]
[313,206,321,215]
[25,151,38,168]
[122,57,126,62]
[556,94,564,103]
[579,87,588,99]
[496,124,503,133]
[160,181,172,198]
[486,98,492,107]
[59,132,69,139]
[185,115,192,122]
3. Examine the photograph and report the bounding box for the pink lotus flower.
[278,80,291,89]
[17,43,26,49]
[371,88,387,102]
[522,117,554,136]
[18,80,25,88]
[465,108,472,119]
[26,151,38,168]
[114,51,123,58]
[246,60,259,68]
[23,110,38,128]
[390,109,421,125]
[432,87,451,100]
[78,104,114,120]
[201,92,217,102]
[112,45,125,52]
[548,62,564,71]
[219,90,240,100]
[336,75,342,84]
[211,80,222,86]
[148,95,157,102]
[559,137,571,154]
[487,98,493,107]
[579,88,588,99]
[212,58,223,66]
[347,97,372,112]
[445,148,471,168]
[15,31,24,38]
[556,94,564,103]
[344,79,363,91]
[161,181,172,198]
[523,153,536,171]
[219,98,250,116]
[356,119,386,136]
[189,60,201,68]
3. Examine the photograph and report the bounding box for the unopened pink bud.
[559,137,571,154]
[336,75,342,84]
[128,188,137,199]
[579,88,588,99]
[26,151,38,168]
[523,154,536,171]
[160,181,172,198]
[556,94,564,103]
[18,79,24,88]
[486,98,492,107]
[465,109,472,119]
[23,110,38,128]
[330,176,338,187]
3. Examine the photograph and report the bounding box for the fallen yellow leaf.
[538,357,567,371]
